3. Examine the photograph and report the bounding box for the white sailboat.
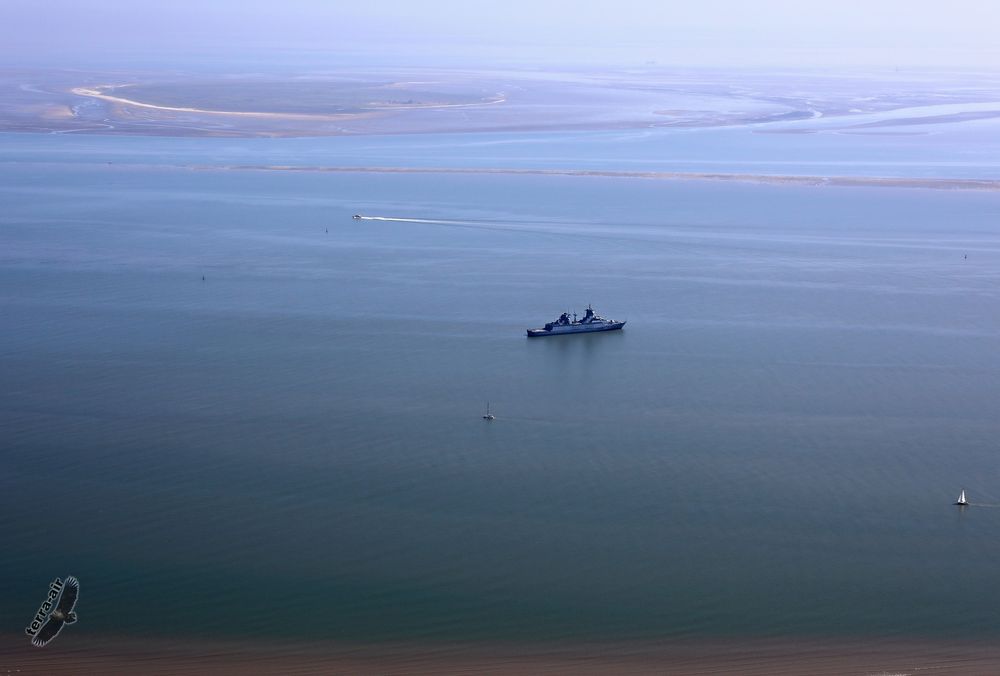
[482,402,495,421]
[955,489,968,506]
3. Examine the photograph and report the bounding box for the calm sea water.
[4,128,1000,647]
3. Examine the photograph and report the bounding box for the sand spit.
[70,87,362,120]
[2,634,1000,675]
[216,164,1000,191]
[70,86,506,120]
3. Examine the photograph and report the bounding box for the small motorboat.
[352,214,362,220]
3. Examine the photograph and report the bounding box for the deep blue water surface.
[3,129,1000,645]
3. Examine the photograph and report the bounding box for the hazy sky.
[5,0,1000,69]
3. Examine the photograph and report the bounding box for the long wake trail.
[352,214,576,237]
[356,216,459,224]
[349,214,653,251]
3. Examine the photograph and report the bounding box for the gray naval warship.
[527,305,626,337]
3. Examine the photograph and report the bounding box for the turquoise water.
[4,129,1000,646]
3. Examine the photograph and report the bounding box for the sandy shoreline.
[215,164,1000,191]
[3,634,1000,675]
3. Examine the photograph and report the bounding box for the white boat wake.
[352,215,547,234]
[356,216,458,224]
[348,215,637,247]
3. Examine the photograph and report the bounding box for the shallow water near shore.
[3,130,1000,660]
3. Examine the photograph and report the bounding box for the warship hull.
[526,320,626,337]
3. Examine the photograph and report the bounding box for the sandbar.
[213,164,1000,191]
[70,86,506,120]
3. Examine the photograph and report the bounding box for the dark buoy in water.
[201,275,205,281]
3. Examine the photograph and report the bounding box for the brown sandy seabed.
[2,634,999,675]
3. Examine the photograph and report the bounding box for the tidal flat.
[6,66,1000,137]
